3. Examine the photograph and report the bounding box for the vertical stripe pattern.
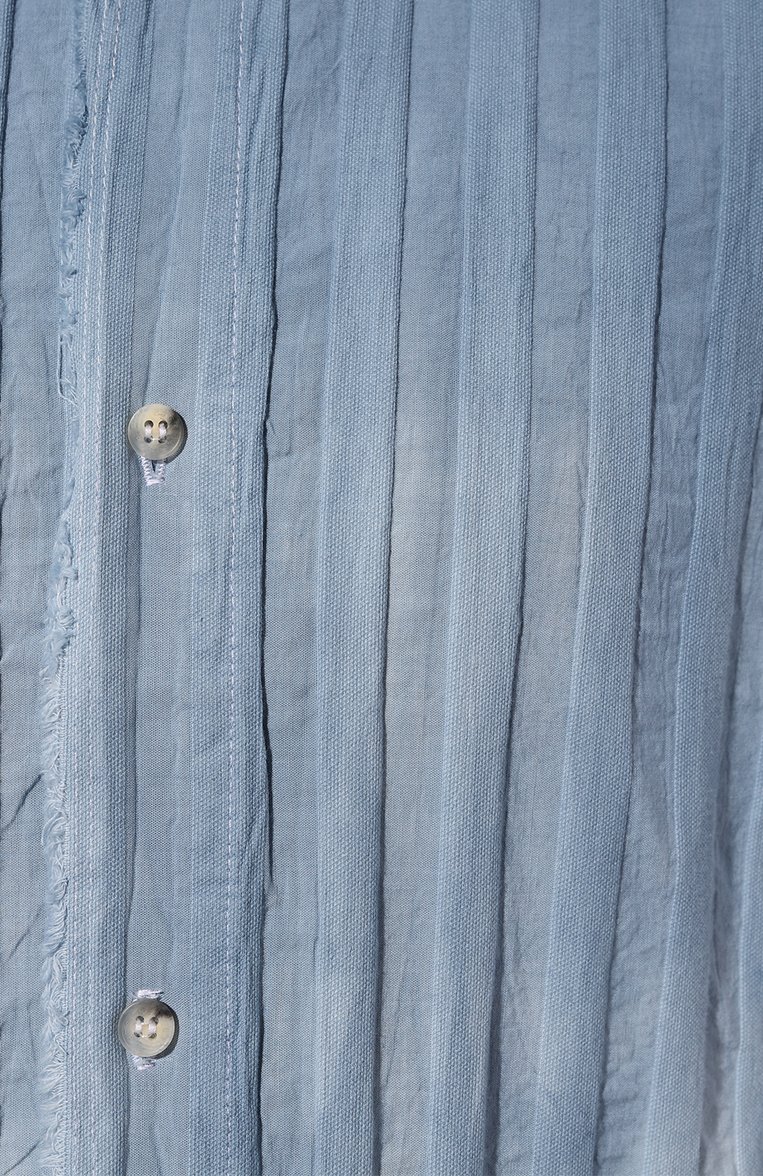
[425,1,538,1172]
[644,0,763,1168]
[26,0,763,1171]
[186,1,287,1173]
[531,0,666,1170]
[313,0,412,1172]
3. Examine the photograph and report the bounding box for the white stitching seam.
[225,0,246,1170]
[68,0,110,1164]
[139,456,167,486]
[87,0,124,1163]
[70,0,111,1169]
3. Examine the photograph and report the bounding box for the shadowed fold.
[186,1,287,1173]
[424,1,538,1172]
[644,0,763,1169]
[313,0,413,1173]
[530,0,666,1170]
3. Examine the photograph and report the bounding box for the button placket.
[119,410,188,1071]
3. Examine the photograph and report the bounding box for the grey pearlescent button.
[127,403,187,463]
[118,997,178,1059]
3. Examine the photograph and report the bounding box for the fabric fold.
[40,0,153,1170]
[530,0,666,1170]
[313,0,413,1171]
[424,2,538,1172]
[643,0,763,1169]
[185,1,287,1174]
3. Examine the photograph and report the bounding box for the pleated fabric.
[37,0,289,1171]
[0,1,13,218]
[531,1,666,1171]
[643,0,763,1170]
[424,1,537,1173]
[737,743,763,1175]
[186,0,287,1172]
[313,1,412,1171]
[40,0,150,1169]
[0,0,68,1170]
[16,0,763,1172]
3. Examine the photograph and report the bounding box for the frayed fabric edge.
[39,496,78,1175]
[57,60,87,409]
[39,8,88,1170]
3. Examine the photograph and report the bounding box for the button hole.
[158,420,168,442]
[143,420,153,443]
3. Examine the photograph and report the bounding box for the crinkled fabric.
[1,0,763,1173]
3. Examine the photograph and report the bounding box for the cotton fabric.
[1,0,763,1173]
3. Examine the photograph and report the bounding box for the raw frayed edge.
[40,9,88,1170]
[56,57,87,408]
[39,473,78,1175]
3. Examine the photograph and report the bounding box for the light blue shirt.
[1,0,762,1172]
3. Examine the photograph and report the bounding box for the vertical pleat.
[0,1,14,214]
[530,0,665,1171]
[737,735,763,1173]
[41,0,152,1170]
[423,2,537,1172]
[313,0,412,1171]
[186,0,287,1173]
[643,0,763,1169]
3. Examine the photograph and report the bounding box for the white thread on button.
[129,988,163,1071]
[139,456,167,487]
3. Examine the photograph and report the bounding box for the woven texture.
[0,0,761,1173]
